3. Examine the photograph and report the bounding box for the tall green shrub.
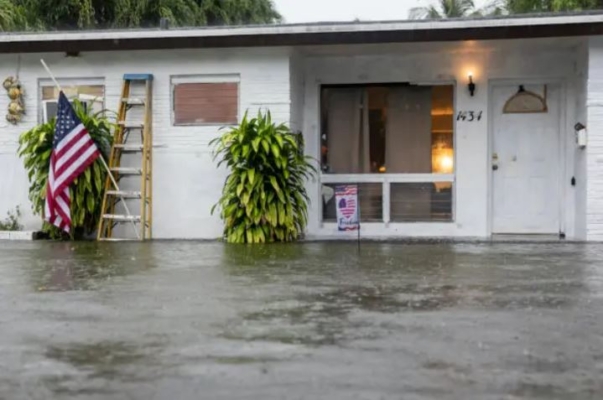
[210,111,316,244]
[18,100,113,239]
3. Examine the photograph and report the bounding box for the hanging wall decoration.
[4,76,25,124]
[503,85,548,114]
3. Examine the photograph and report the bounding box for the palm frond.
[408,0,481,19]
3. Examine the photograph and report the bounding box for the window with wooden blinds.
[173,81,239,125]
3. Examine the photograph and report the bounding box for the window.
[40,79,105,122]
[320,83,454,223]
[172,75,239,125]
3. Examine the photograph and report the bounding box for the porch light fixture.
[468,73,476,97]
[575,122,587,148]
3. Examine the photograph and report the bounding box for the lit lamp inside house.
[432,139,454,191]
[432,143,454,174]
[430,85,455,185]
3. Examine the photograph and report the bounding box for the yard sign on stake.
[335,185,360,232]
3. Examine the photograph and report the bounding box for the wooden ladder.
[97,74,153,241]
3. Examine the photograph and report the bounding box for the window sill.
[316,221,461,238]
[322,220,455,226]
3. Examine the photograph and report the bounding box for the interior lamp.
[432,146,454,174]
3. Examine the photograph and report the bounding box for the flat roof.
[1,12,602,53]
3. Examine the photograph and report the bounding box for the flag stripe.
[55,123,86,153]
[54,127,89,168]
[53,144,99,194]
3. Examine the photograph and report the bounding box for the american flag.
[45,92,100,232]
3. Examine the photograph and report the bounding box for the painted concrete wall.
[300,39,585,239]
[0,48,292,238]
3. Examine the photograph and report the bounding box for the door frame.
[487,78,567,236]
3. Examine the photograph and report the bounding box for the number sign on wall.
[456,111,483,122]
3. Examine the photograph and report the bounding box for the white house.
[1,13,603,240]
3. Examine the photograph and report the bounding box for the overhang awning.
[0,12,602,53]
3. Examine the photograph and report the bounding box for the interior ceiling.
[366,85,454,116]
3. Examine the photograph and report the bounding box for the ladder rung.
[106,190,142,199]
[118,121,144,129]
[110,167,142,175]
[114,144,144,153]
[122,98,145,105]
[103,214,141,223]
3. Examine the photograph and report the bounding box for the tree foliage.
[410,0,479,19]
[18,101,113,239]
[409,0,600,19]
[505,0,597,13]
[210,111,316,244]
[2,0,281,31]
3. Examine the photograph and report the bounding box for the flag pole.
[40,59,140,240]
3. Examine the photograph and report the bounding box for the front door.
[491,84,561,234]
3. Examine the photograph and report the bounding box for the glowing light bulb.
[441,155,454,171]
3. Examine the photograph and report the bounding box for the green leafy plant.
[18,100,113,239]
[210,111,316,244]
[0,206,22,231]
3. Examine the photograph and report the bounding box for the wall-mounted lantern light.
[468,73,476,97]
[575,122,587,148]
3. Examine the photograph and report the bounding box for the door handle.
[492,152,499,171]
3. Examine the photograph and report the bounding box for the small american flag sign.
[335,185,359,231]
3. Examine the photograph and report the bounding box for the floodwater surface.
[0,241,602,399]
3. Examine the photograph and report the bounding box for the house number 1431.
[456,111,483,121]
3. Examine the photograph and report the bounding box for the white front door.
[491,84,561,234]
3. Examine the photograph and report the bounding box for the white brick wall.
[586,37,603,241]
[289,50,305,133]
[573,42,588,240]
[0,47,292,239]
[0,38,594,240]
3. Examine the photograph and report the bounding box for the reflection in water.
[221,243,309,273]
[26,242,156,292]
[44,341,159,396]
[46,341,152,380]
[219,243,588,346]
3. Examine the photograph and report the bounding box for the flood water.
[1,241,602,399]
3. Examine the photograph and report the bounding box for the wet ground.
[1,241,602,400]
